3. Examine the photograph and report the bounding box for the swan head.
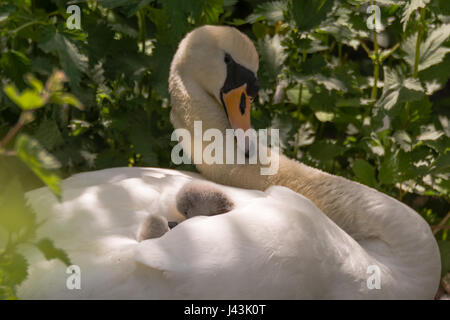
[169,25,259,133]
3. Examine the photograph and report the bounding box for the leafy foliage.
[0,0,449,298]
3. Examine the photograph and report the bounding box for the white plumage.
[19,167,440,299]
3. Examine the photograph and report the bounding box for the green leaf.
[403,24,450,72]
[0,51,31,85]
[36,238,71,266]
[246,1,286,25]
[291,0,335,32]
[431,151,450,174]
[34,119,64,151]
[352,159,377,187]
[314,111,335,122]
[102,0,130,9]
[38,27,88,87]
[401,0,430,31]
[158,0,223,40]
[25,74,43,93]
[378,151,400,185]
[257,34,287,89]
[0,178,35,233]
[0,253,28,287]
[14,134,62,199]
[0,285,17,300]
[393,130,412,152]
[130,122,158,166]
[3,85,44,110]
[50,93,84,110]
[309,141,344,162]
[375,67,425,112]
[417,126,445,141]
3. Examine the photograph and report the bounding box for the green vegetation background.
[0,0,449,299]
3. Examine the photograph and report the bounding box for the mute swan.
[18,25,440,299]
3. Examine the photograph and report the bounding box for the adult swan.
[19,26,440,299]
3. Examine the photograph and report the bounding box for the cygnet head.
[169,25,259,134]
[176,181,235,218]
[137,214,170,242]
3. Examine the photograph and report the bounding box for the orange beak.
[221,83,252,132]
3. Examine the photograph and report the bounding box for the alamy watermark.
[366,4,383,32]
[66,265,81,290]
[66,5,81,30]
[366,264,381,289]
[171,121,280,175]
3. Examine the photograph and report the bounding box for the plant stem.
[294,51,307,158]
[433,211,450,235]
[0,111,27,149]
[371,62,379,101]
[403,8,427,132]
[11,20,46,35]
[371,17,380,102]
[137,10,147,53]
[413,8,426,78]
[380,42,400,63]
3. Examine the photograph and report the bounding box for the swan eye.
[224,53,231,64]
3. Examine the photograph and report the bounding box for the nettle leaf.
[14,134,62,199]
[430,0,450,16]
[401,0,429,31]
[200,0,224,24]
[378,151,400,185]
[257,34,287,89]
[0,178,35,233]
[397,150,429,181]
[393,130,412,152]
[420,53,450,95]
[246,1,286,25]
[271,114,297,151]
[403,24,450,72]
[417,125,445,141]
[291,0,335,32]
[129,120,158,166]
[107,10,139,38]
[34,119,64,151]
[36,238,71,266]
[158,0,222,40]
[314,111,335,122]
[431,151,450,174]
[148,43,174,97]
[352,159,377,187]
[38,27,88,87]
[0,50,31,85]
[375,67,425,112]
[0,252,28,287]
[309,90,336,122]
[0,285,17,300]
[309,141,344,162]
[102,0,130,9]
